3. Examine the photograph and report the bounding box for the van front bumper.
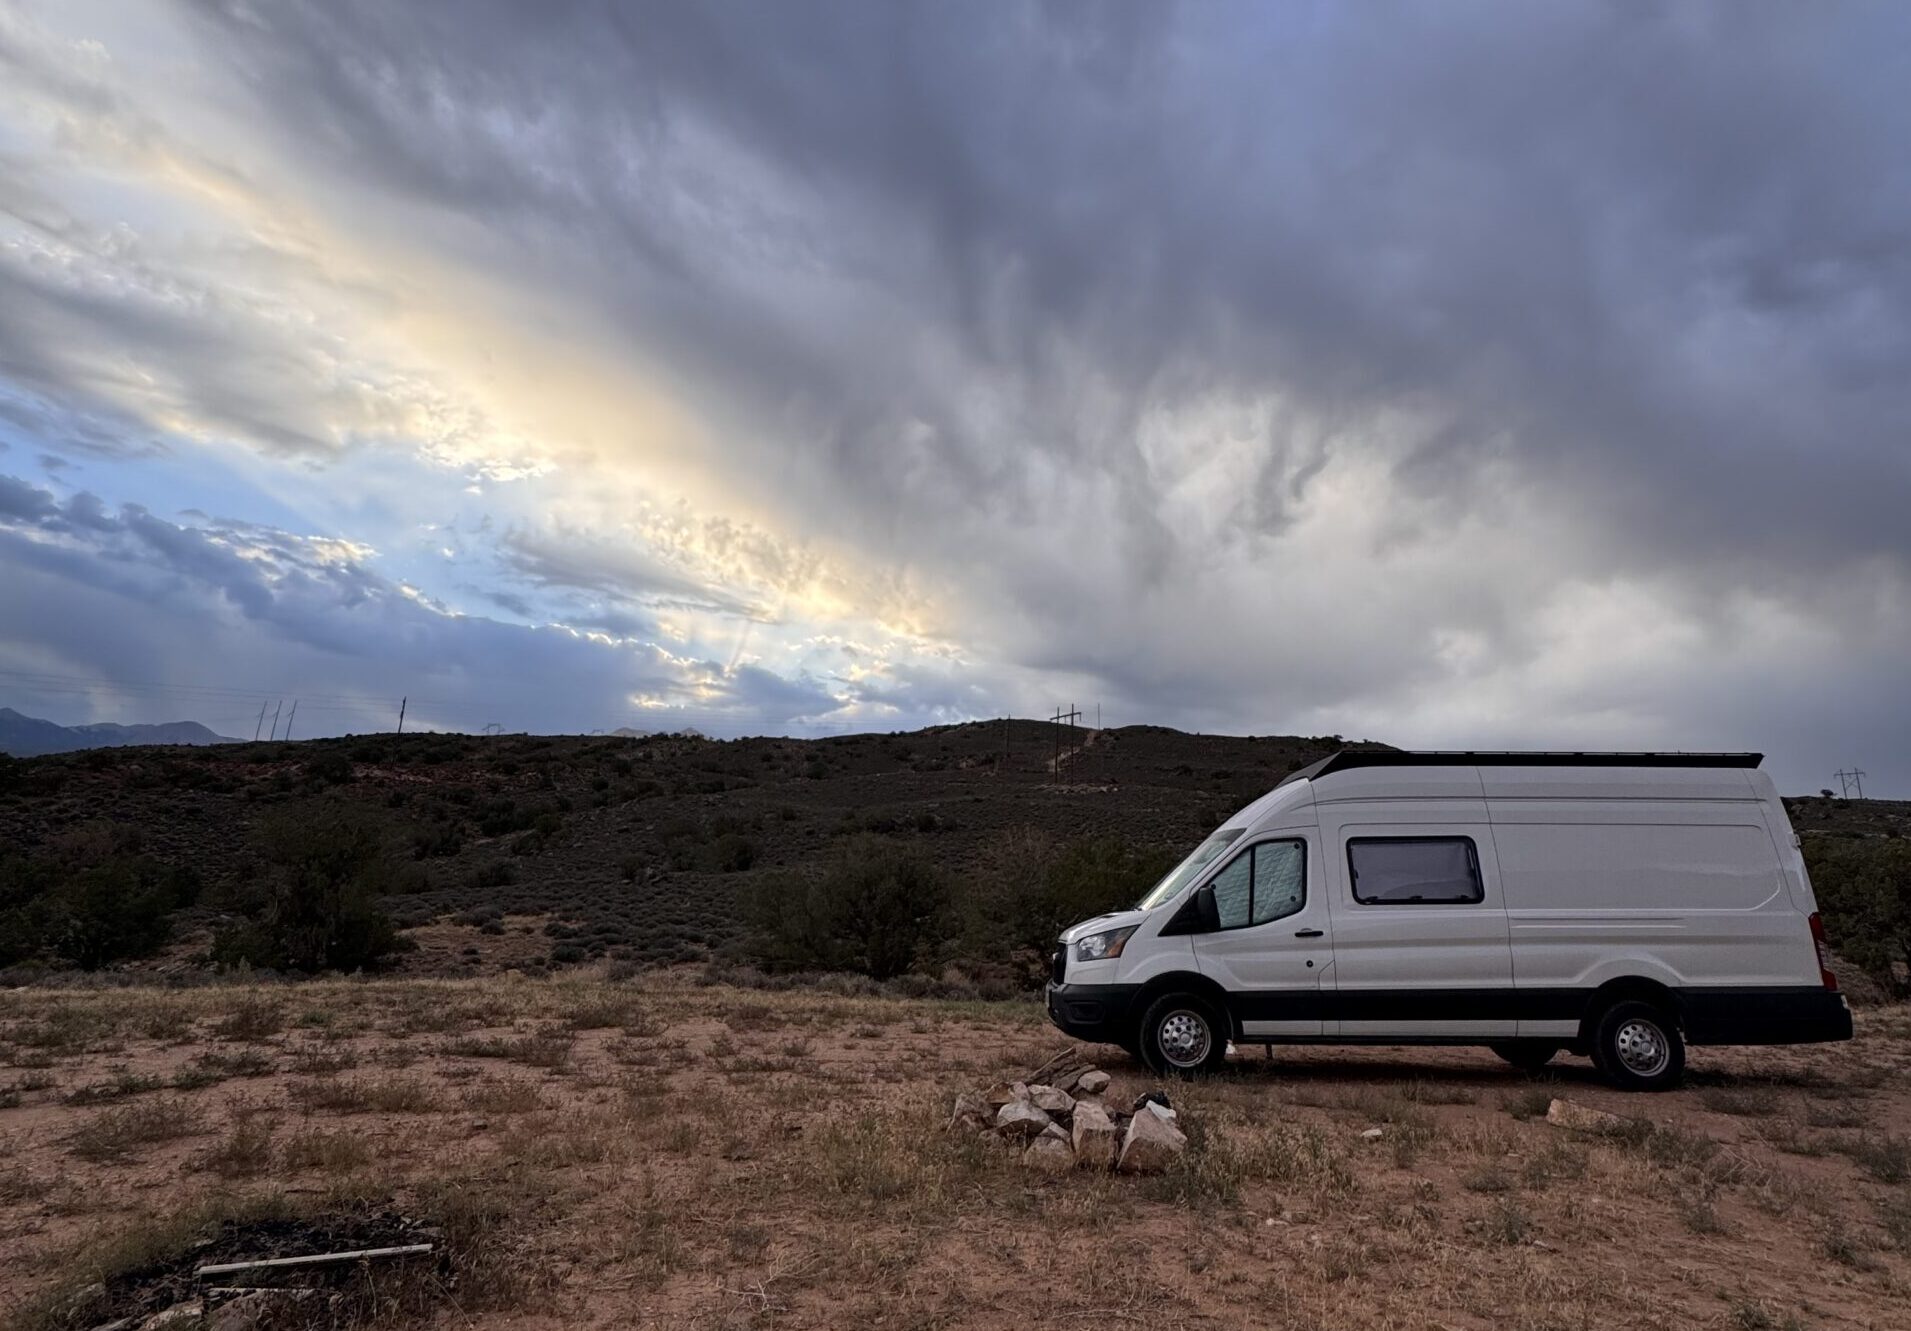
[1045,981,1144,1046]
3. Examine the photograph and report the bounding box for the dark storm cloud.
[175,0,1911,584]
[0,2,1905,787]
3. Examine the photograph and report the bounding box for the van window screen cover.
[1348,838,1482,904]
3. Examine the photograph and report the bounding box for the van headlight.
[1074,926,1139,963]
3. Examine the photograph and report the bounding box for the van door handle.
[1294,928,1324,938]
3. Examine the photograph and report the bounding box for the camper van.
[1045,752,1851,1089]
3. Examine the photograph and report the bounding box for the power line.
[1834,767,1868,800]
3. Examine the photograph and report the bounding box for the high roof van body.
[1045,752,1851,1088]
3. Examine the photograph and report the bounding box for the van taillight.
[1809,913,1838,991]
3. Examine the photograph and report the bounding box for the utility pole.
[253,701,268,742]
[283,700,297,741]
[1835,768,1868,799]
[1051,704,1081,778]
[268,699,283,741]
[396,697,407,733]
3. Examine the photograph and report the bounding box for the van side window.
[1207,853,1253,929]
[1347,837,1483,905]
[1250,841,1306,924]
[1205,839,1307,930]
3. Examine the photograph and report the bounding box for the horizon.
[2,700,1894,800]
[2,3,1907,796]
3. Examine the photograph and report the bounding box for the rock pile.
[948,1051,1188,1174]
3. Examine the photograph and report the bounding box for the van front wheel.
[1591,1000,1685,1091]
[1138,993,1229,1077]
[1489,1040,1561,1073]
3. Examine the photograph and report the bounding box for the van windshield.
[1137,828,1244,910]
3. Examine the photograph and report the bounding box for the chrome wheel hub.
[1158,1010,1211,1067]
[1614,1017,1670,1077]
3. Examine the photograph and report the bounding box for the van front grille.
[1050,945,1067,984]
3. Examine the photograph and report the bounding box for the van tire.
[1489,1040,1561,1073]
[1591,1000,1685,1091]
[1138,993,1229,1077]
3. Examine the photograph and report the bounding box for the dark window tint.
[1348,837,1482,905]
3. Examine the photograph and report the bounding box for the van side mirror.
[1158,882,1222,937]
[1194,883,1221,933]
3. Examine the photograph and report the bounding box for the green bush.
[1806,834,1911,997]
[211,805,412,973]
[956,829,1177,975]
[744,836,948,979]
[0,825,200,969]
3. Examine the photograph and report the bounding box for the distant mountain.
[0,707,237,757]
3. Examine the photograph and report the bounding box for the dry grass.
[288,1074,440,1114]
[66,1098,199,1163]
[3,974,1909,1331]
[279,1127,375,1174]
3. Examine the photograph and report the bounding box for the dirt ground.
[4,975,1910,1330]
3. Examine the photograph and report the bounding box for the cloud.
[0,470,1000,737]
[0,2,1905,791]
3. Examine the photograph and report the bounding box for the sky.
[0,1,1907,795]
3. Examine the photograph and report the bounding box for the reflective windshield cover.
[1137,828,1245,910]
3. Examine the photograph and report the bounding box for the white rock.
[1071,1100,1120,1169]
[1544,1098,1627,1133]
[1359,1126,1384,1141]
[1028,1084,1076,1117]
[947,1091,991,1133]
[995,1099,1055,1140]
[1023,1134,1075,1172]
[1076,1070,1111,1095]
[1144,1101,1178,1123]
[1116,1104,1187,1173]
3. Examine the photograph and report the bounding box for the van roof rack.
[1280,749,1764,786]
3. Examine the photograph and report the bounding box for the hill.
[0,723,1904,990]
[0,722,1360,979]
[0,706,235,757]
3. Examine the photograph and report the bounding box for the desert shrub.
[304,751,354,786]
[0,826,201,969]
[1805,835,1911,996]
[711,833,758,873]
[955,829,1176,974]
[744,836,949,979]
[210,804,413,973]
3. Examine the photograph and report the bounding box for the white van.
[1046,752,1851,1089]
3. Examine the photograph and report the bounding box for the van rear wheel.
[1138,993,1229,1077]
[1591,1000,1685,1091]
[1489,1040,1561,1073]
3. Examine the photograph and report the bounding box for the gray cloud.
[0,2,1905,790]
[0,472,884,734]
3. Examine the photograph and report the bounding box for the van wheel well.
[1132,973,1236,1038]
[1580,977,1680,1042]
